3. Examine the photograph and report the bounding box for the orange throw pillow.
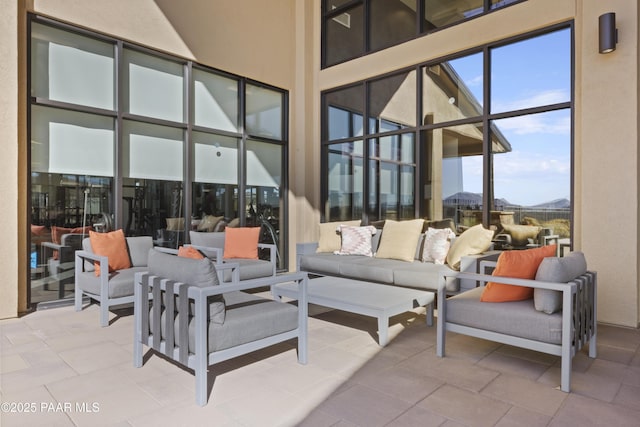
[178,246,205,259]
[223,227,261,259]
[89,230,131,276]
[481,245,557,302]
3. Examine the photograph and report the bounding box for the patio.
[1,299,640,426]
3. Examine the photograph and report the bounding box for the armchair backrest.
[80,235,154,271]
[190,230,225,248]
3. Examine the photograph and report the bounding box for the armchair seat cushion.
[445,287,563,345]
[76,267,148,298]
[157,291,299,353]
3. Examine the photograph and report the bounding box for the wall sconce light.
[599,12,618,54]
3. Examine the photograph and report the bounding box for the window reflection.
[246,84,284,140]
[327,141,364,221]
[369,0,417,51]
[491,110,571,241]
[369,70,417,129]
[491,28,571,114]
[246,140,283,268]
[422,52,483,125]
[422,123,484,230]
[326,84,364,140]
[424,0,484,30]
[368,133,415,221]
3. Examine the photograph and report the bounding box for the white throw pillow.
[422,227,456,264]
[334,225,377,257]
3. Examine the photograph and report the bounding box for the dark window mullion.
[482,45,491,227]
[114,40,124,231]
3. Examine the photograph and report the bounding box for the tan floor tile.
[296,408,343,427]
[408,355,500,392]
[355,365,443,404]
[495,406,552,427]
[419,384,511,427]
[595,324,640,351]
[58,341,131,374]
[0,385,75,427]
[596,344,636,365]
[385,404,447,427]
[308,346,370,377]
[1,354,29,374]
[550,393,640,427]
[1,360,78,393]
[441,334,502,362]
[47,366,141,403]
[258,359,338,395]
[217,387,307,426]
[317,384,413,427]
[613,383,640,412]
[482,374,567,416]
[127,400,241,426]
[65,386,162,426]
[538,366,621,402]
[477,350,550,381]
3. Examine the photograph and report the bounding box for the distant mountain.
[444,192,570,209]
[531,198,570,209]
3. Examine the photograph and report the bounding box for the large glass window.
[123,49,185,122]
[326,141,364,221]
[322,0,525,68]
[246,140,284,268]
[194,69,239,132]
[246,84,284,140]
[31,22,114,110]
[28,17,289,307]
[323,25,572,247]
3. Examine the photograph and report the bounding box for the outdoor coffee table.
[272,276,434,346]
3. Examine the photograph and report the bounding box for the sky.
[448,27,572,206]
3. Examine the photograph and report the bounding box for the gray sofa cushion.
[393,262,457,291]
[534,252,587,314]
[76,267,148,298]
[446,287,563,344]
[300,253,358,276]
[338,257,396,284]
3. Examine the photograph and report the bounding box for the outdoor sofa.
[297,219,498,293]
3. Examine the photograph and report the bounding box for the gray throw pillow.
[534,251,587,314]
[147,249,225,324]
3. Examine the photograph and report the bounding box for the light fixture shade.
[599,12,618,54]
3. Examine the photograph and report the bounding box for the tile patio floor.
[1,298,640,426]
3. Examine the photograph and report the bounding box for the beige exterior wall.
[2,0,638,327]
[0,0,21,319]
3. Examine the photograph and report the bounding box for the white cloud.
[495,112,570,135]
[493,89,569,112]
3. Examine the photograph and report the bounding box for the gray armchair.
[134,248,308,406]
[42,233,85,299]
[74,236,154,326]
[437,252,597,392]
[189,230,276,280]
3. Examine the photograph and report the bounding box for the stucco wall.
[0,0,21,319]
